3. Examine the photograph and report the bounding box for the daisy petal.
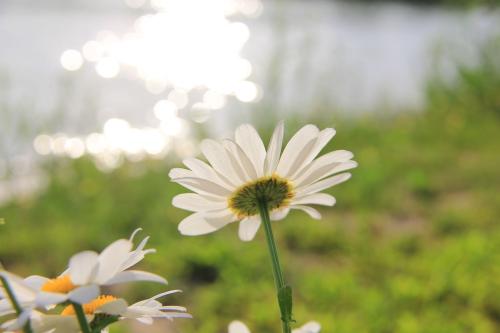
[310,128,336,158]
[105,270,167,285]
[168,168,194,179]
[178,210,236,236]
[35,292,68,307]
[137,316,154,324]
[96,239,133,284]
[160,306,187,312]
[173,193,227,212]
[295,159,357,188]
[183,158,233,190]
[270,208,290,221]
[235,124,267,176]
[292,193,336,206]
[1,272,37,298]
[297,173,352,197]
[0,306,15,317]
[173,177,231,197]
[31,313,82,333]
[141,290,182,303]
[238,216,261,241]
[129,228,143,242]
[24,276,49,290]
[201,139,242,186]
[276,124,319,177]
[223,145,249,183]
[68,251,99,285]
[290,128,336,179]
[120,237,155,271]
[182,157,214,178]
[222,139,257,181]
[68,285,99,304]
[97,299,128,316]
[291,205,322,219]
[3,309,31,330]
[318,149,354,162]
[264,121,284,175]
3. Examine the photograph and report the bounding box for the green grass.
[2,47,500,333]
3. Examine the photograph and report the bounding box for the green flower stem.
[0,275,33,333]
[258,200,292,333]
[71,302,91,333]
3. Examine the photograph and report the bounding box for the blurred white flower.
[228,320,321,333]
[292,321,322,333]
[170,122,357,241]
[228,321,251,333]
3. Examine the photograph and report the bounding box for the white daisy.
[33,228,166,305]
[57,291,190,327]
[1,285,189,332]
[170,122,357,241]
[0,228,166,324]
[228,320,321,333]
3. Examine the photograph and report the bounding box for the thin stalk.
[0,275,33,333]
[71,302,91,333]
[257,200,291,333]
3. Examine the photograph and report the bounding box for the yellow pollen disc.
[41,275,76,293]
[228,174,295,218]
[61,295,118,316]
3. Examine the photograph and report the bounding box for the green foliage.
[1,43,500,333]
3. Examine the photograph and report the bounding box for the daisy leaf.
[278,285,295,324]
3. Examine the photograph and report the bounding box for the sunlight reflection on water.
[0,0,499,195]
[37,0,263,168]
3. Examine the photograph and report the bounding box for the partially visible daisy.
[2,310,81,333]
[228,320,321,333]
[34,228,166,305]
[1,279,189,332]
[170,122,357,241]
[292,321,321,333]
[0,228,166,324]
[58,291,191,327]
[0,270,56,331]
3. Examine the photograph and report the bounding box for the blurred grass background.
[1,35,500,333]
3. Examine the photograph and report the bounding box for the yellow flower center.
[41,275,76,293]
[61,295,117,316]
[228,175,295,218]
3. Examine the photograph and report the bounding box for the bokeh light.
[50,0,263,170]
[60,0,262,113]
[96,57,120,78]
[154,100,178,121]
[234,81,260,102]
[60,49,83,71]
[33,135,52,156]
